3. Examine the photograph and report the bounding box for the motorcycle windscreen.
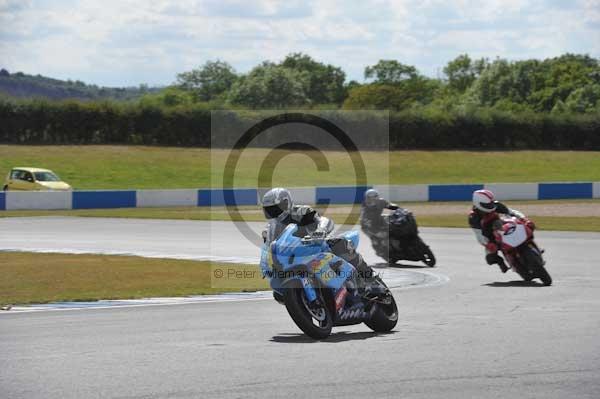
[341,230,360,251]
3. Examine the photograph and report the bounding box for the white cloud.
[582,0,600,24]
[0,0,598,86]
[0,0,32,12]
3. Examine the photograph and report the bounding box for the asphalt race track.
[1,217,600,398]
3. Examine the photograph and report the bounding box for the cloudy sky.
[1,0,599,87]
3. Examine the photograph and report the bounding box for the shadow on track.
[484,280,546,287]
[271,330,396,343]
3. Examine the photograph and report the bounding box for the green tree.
[465,54,600,112]
[345,80,361,91]
[280,53,346,104]
[551,99,567,114]
[176,60,237,101]
[464,59,513,106]
[350,60,440,110]
[364,60,418,84]
[564,84,600,113]
[227,63,310,108]
[343,85,405,109]
[492,98,533,113]
[443,54,487,93]
[139,87,195,107]
[528,54,599,111]
[343,77,440,110]
[509,59,543,104]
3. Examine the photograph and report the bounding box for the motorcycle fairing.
[261,224,357,304]
[498,221,528,249]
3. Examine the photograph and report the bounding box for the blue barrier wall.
[198,189,258,206]
[1,183,598,211]
[429,184,484,201]
[72,191,137,209]
[538,183,593,200]
[316,186,370,204]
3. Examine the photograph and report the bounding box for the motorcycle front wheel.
[283,279,333,339]
[536,266,552,286]
[422,245,436,267]
[415,237,436,267]
[364,279,398,332]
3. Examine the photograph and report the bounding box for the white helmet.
[262,188,293,220]
[472,189,497,213]
[364,189,379,207]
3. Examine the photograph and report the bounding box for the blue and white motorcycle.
[260,223,398,339]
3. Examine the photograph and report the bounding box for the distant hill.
[0,68,160,101]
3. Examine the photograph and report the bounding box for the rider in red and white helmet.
[468,189,526,273]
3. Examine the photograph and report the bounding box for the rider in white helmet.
[262,187,377,291]
[261,187,334,243]
[469,189,526,273]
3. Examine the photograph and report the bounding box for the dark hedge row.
[1,101,599,149]
[0,101,211,146]
[388,111,600,149]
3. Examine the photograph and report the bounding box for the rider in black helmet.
[360,189,399,258]
[360,189,399,233]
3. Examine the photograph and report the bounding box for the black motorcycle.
[367,208,436,267]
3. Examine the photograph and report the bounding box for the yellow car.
[3,167,72,191]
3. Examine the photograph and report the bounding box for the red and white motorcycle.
[492,216,552,286]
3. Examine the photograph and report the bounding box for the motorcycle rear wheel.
[283,280,333,339]
[414,237,436,267]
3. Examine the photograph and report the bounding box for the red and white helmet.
[472,189,497,213]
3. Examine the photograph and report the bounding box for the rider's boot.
[497,257,509,273]
[487,252,508,273]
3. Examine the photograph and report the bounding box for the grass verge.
[2,145,600,189]
[0,252,268,306]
